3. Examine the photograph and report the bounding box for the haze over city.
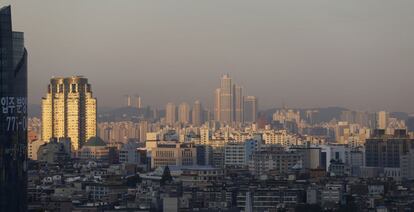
[3,1,414,211]
[4,0,414,112]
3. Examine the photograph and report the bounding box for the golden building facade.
[41,76,96,150]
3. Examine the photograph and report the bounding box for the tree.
[126,174,141,188]
[160,166,173,186]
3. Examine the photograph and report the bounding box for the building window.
[71,84,76,93]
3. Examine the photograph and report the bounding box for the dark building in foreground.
[365,129,414,168]
[0,5,28,212]
[407,116,414,133]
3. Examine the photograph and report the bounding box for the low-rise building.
[179,166,224,187]
[249,146,302,176]
[151,142,196,169]
[37,138,71,164]
[78,137,109,160]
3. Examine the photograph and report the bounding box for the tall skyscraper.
[165,102,176,125]
[214,88,221,122]
[135,95,142,109]
[41,76,97,151]
[377,111,389,129]
[219,74,234,123]
[192,100,203,126]
[234,85,244,123]
[126,95,131,107]
[244,96,258,123]
[0,6,28,212]
[214,74,249,124]
[178,102,190,124]
[204,108,211,123]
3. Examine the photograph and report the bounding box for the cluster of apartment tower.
[164,74,258,126]
[40,74,258,152]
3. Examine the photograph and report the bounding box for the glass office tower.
[0,5,28,212]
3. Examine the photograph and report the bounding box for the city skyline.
[3,2,414,211]
[4,0,414,113]
[29,73,414,115]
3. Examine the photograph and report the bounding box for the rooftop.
[84,137,106,147]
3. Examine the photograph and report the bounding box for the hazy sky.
[4,0,414,112]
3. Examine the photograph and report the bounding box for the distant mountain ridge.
[262,107,410,124]
[261,106,348,123]
[29,104,409,124]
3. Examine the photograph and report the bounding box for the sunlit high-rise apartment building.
[244,96,258,123]
[41,76,97,151]
[200,126,209,145]
[234,85,244,123]
[125,95,131,107]
[135,95,142,109]
[214,74,248,124]
[192,100,203,126]
[178,102,190,124]
[214,88,221,122]
[165,102,176,125]
[377,110,389,130]
[214,74,251,124]
[219,74,234,123]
